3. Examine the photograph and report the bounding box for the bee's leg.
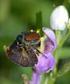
[3,45,9,51]
[16,42,23,51]
[3,45,10,54]
[32,66,37,72]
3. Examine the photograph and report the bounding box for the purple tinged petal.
[30,53,55,84]
[42,27,57,51]
[35,53,55,74]
[44,39,55,53]
[47,53,55,71]
[30,72,41,84]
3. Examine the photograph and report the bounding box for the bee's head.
[15,32,41,48]
[24,32,40,47]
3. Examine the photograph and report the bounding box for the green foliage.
[0,0,70,84]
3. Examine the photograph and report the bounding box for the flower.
[50,5,69,30]
[34,28,56,74]
[34,53,55,75]
[30,28,57,84]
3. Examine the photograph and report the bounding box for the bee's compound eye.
[16,35,23,43]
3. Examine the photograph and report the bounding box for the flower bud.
[50,5,69,30]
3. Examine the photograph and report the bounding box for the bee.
[5,31,41,67]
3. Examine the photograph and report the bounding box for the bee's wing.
[25,46,38,66]
[4,44,38,67]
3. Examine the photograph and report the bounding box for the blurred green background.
[0,0,70,84]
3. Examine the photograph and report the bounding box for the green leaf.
[54,48,70,59]
[57,58,70,78]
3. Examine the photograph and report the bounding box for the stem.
[55,30,61,46]
[44,77,48,84]
[59,30,70,47]
[44,74,55,84]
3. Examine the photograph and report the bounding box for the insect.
[5,31,41,67]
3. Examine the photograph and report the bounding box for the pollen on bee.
[40,37,45,52]
[36,29,40,33]
[30,29,34,32]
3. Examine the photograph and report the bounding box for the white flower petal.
[50,5,69,30]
